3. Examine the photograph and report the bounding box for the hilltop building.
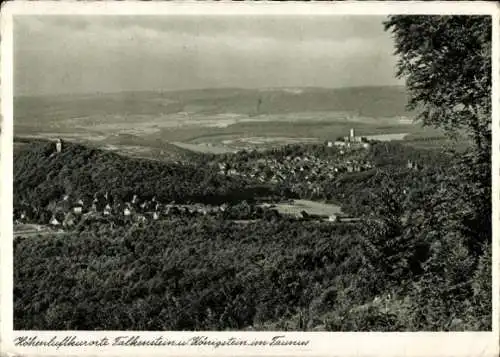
[333,128,371,149]
[55,138,63,153]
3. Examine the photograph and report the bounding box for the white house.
[328,214,338,222]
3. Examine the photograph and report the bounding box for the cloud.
[14,15,402,96]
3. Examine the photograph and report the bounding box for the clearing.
[13,224,61,237]
[268,199,343,218]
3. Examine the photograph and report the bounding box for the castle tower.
[55,138,62,153]
[350,128,355,139]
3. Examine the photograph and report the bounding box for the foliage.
[13,140,274,213]
[382,15,492,330]
[384,15,491,152]
[15,219,374,330]
[13,133,492,331]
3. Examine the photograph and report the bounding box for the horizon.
[14,83,407,99]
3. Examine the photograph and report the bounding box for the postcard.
[1,1,499,356]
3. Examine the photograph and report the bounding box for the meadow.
[270,199,343,219]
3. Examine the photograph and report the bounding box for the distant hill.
[15,86,412,128]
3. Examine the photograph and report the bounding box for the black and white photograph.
[2,1,497,344]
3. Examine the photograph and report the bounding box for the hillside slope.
[13,140,264,210]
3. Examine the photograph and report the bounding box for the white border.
[0,1,498,15]
[1,2,499,357]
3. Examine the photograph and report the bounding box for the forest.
[13,151,491,330]
[12,132,492,331]
[13,15,492,331]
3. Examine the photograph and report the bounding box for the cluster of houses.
[216,150,374,189]
[14,192,231,228]
[406,160,423,170]
[214,129,376,191]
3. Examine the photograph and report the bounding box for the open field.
[14,142,28,154]
[14,224,57,237]
[170,141,236,154]
[269,199,343,218]
[402,130,471,150]
[16,119,433,157]
[364,133,409,141]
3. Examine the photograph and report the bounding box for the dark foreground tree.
[384,15,491,153]
[383,15,492,330]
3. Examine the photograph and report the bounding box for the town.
[212,128,378,198]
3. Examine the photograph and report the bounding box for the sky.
[14,15,403,96]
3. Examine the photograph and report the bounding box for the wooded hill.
[14,139,273,211]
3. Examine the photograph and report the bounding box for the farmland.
[14,86,450,159]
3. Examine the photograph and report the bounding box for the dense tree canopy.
[381,15,492,330]
[13,141,276,212]
[384,15,491,153]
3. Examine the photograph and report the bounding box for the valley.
[12,86,484,332]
